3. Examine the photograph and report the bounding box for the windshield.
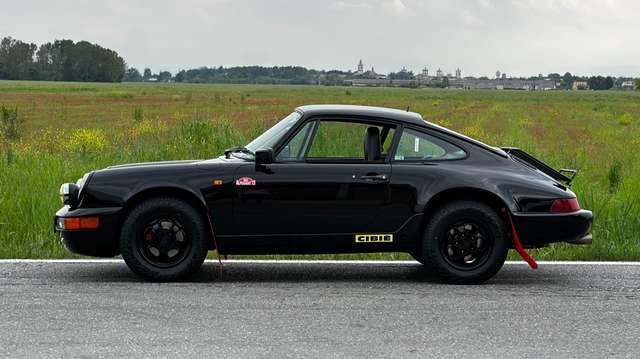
[245,112,302,152]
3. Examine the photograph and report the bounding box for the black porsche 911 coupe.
[55,105,592,283]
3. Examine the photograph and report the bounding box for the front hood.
[106,160,201,170]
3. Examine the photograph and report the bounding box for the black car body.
[55,105,592,283]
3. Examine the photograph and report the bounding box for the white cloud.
[330,1,372,11]
[393,0,407,13]
[0,0,638,76]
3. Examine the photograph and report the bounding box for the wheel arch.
[423,187,512,219]
[413,187,513,253]
[118,186,217,250]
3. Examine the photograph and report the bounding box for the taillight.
[550,198,580,213]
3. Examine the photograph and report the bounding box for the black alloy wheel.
[139,217,192,268]
[120,197,209,281]
[421,201,508,284]
[439,221,493,271]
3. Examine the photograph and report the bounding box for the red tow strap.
[507,213,538,269]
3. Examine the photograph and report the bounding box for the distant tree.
[174,70,185,82]
[636,79,640,90]
[605,76,614,90]
[547,73,561,81]
[441,77,449,88]
[561,72,574,89]
[0,37,124,82]
[388,68,415,80]
[143,68,152,80]
[587,76,614,90]
[157,71,172,82]
[124,67,142,82]
[0,37,38,80]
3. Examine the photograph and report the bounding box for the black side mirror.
[255,148,274,168]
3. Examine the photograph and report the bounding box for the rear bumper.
[54,206,122,257]
[511,209,593,248]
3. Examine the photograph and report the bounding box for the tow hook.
[506,211,538,269]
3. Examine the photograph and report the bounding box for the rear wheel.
[120,197,208,281]
[421,201,508,284]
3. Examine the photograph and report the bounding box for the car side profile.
[55,105,593,283]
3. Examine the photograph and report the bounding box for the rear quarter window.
[394,129,466,161]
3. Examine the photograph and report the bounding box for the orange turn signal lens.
[62,217,100,230]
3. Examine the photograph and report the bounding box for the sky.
[2,0,639,77]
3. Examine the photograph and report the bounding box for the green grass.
[1,80,639,260]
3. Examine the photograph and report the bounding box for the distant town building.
[347,60,556,91]
[572,81,588,90]
[416,67,429,81]
[621,80,636,90]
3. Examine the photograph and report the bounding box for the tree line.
[124,66,340,85]
[0,37,125,82]
[0,36,637,89]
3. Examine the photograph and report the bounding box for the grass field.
[1,80,639,260]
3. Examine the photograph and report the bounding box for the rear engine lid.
[502,147,577,185]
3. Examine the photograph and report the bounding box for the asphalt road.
[1,260,639,358]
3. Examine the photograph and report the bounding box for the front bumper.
[54,206,123,257]
[511,209,593,248]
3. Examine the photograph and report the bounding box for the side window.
[276,121,315,161]
[307,121,367,159]
[305,120,396,161]
[394,129,466,161]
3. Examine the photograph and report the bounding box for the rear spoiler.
[501,147,577,185]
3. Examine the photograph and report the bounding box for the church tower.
[357,59,364,73]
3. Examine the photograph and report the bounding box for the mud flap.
[507,212,538,269]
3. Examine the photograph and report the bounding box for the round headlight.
[59,183,80,206]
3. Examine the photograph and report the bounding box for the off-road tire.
[120,197,208,281]
[421,201,508,284]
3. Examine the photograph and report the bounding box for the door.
[226,119,398,253]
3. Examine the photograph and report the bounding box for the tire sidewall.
[422,202,508,284]
[120,198,208,281]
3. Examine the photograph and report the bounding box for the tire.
[421,201,508,284]
[120,197,209,281]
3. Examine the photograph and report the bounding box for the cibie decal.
[235,177,256,186]
[355,234,393,243]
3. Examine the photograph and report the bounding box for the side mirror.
[255,148,274,168]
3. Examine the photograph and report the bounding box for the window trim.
[391,126,469,163]
[275,120,318,162]
[274,116,400,164]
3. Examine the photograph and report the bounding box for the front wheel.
[421,201,508,284]
[120,197,209,281]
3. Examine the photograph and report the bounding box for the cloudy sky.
[2,0,639,76]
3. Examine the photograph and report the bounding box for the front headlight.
[60,172,93,206]
[59,183,80,206]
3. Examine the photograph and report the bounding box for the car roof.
[295,104,507,158]
[295,104,427,127]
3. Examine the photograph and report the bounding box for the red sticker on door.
[235,177,256,186]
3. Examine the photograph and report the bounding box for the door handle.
[357,174,388,181]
